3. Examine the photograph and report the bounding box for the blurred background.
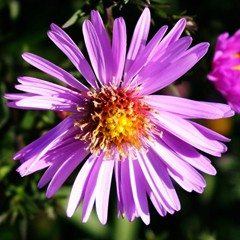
[1,0,240,239]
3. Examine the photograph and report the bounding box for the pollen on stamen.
[74,86,156,159]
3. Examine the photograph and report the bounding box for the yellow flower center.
[232,65,240,70]
[231,53,240,70]
[233,53,240,58]
[74,86,155,159]
[105,111,132,138]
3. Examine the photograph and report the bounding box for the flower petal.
[123,25,168,87]
[90,10,113,83]
[7,95,78,112]
[83,20,109,86]
[4,93,38,101]
[139,43,209,95]
[95,159,114,224]
[22,53,89,92]
[14,114,76,161]
[48,26,98,89]
[124,8,151,76]
[82,154,104,223]
[114,160,124,217]
[46,143,89,198]
[67,155,97,217]
[150,18,187,62]
[129,159,150,224]
[154,112,227,156]
[137,152,175,214]
[6,76,85,112]
[147,189,167,216]
[120,159,136,221]
[149,140,207,193]
[191,121,231,142]
[38,143,81,188]
[147,95,233,119]
[133,36,192,87]
[138,150,180,212]
[160,130,217,175]
[112,17,127,86]
[16,125,78,177]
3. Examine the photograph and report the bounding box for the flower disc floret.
[74,86,154,158]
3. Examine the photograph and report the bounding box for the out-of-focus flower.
[208,30,240,113]
[5,8,234,224]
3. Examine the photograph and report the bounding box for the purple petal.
[123,25,168,87]
[124,8,151,76]
[114,160,124,217]
[167,168,198,192]
[82,20,109,86]
[154,112,227,156]
[147,95,233,119]
[203,102,235,118]
[14,114,76,162]
[31,138,80,181]
[120,159,136,221]
[22,53,89,92]
[45,143,89,198]
[129,159,150,224]
[17,77,81,99]
[150,18,187,62]
[159,130,217,175]
[4,93,37,101]
[50,23,77,45]
[16,127,78,177]
[38,144,78,188]
[48,28,98,89]
[138,43,209,95]
[7,76,84,112]
[139,150,180,211]
[137,152,176,214]
[132,36,192,88]
[67,155,97,217]
[149,140,207,193]
[17,154,52,176]
[112,17,127,86]
[95,159,114,224]
[147,190,167,216]
[90,10,113,83]
[191,121,231,142]
[153,36,193,64]
[82,154,104,223]
[7,95,78,112]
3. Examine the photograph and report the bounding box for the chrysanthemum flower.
[208,30,240,113]
[5,8,234,224]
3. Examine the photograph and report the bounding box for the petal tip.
[66,209,74,218]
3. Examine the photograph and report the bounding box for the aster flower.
[208,29,240,113]
[5,8,234,224]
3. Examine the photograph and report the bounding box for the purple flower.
[208,30,240,113]
[5,8,234,224]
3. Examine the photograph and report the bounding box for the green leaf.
[114,217,140,240]
[0,82,10,128]
[9,0,20,20]
[20,111,37,130]
[62,10,85,28]
[0,165,12,181]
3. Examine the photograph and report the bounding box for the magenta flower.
[5,8,233,224]
[208,30,240,113]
